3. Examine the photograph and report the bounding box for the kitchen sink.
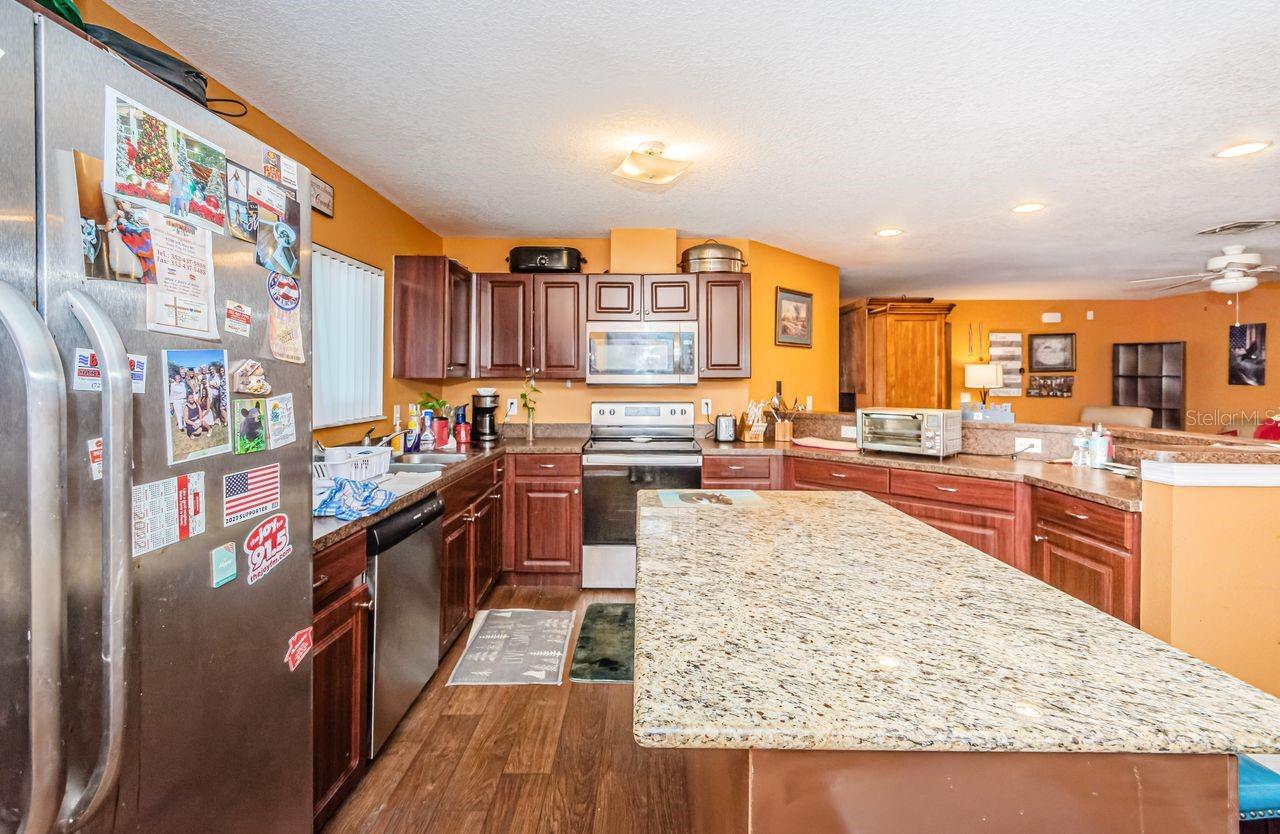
[395,453,468,465]
[387,462,449,473]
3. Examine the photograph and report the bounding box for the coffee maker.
[471,392,500,444]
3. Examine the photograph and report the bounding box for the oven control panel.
[590,402,696,427]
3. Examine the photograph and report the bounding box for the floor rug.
[569,603,634,683]
[447,609,575,686]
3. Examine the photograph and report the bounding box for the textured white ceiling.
[110,0,1280,299]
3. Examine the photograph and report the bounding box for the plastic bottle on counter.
[454,404,471,445]
[405,404,420,453]
[1071,428,1090,467]
[390,405,404,455]
[1088,422,1112,469]
[420,409,436,450]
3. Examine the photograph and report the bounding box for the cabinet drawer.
[313,530,367,610]
[703,455,773,481]
[703,478,772,491]
[442,460,497,512]
[890,469,1016,512]
[1032,487,1135,551]
[788,457,889,492]
[512,454,582,478]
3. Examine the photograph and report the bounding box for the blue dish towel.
[314,477,396,522]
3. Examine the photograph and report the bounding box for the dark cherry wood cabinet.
[885,470,1027,571]
[698,272,751,378]
[439,507,473,655]
[701,454,780,490]
[642,274,697,320]
[587,274,642,320]
[470,485,502,615]
[439,462,502,653]
[887,496,1020,570]
[476,272,533,378]
[312,580,371,830]
[785,456,889,494]
[1029,487,1140,625]
[511,478,582,573]
[534,274,586,379]
[392,255,473,379]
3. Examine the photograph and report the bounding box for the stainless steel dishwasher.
[366,493,445,756]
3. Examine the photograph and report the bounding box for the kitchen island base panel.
[686,750,1237,834]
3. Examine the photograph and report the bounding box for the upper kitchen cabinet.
[842,298,954,408]
[697,272,751,378]
[642,274,698,320]
[392,255,473,379]
[534,274,587,379]
[587,274,643,321]
[477,273,534,378]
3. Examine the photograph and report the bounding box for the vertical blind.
[312,245,384,428]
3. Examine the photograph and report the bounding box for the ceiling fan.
[1128,245,1279,294]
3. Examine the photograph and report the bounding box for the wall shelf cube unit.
[1112,341,1185,429]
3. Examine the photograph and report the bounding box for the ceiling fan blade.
[1127,272,1213,284]
[1154,277,1212,293]
[1249,265,1279,273]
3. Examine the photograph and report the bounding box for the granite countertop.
[632,490,1280,753]
[312,435,587,550]
[698,439,1143,511]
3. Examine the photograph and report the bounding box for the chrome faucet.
[377,428,413,448]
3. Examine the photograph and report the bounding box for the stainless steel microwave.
[585,321,698,386]
[856,408,962,459]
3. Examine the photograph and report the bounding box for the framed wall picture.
[310,174,334,218]
[1028,332,1076,372]
[775,287,813,347]
[1228,322,1265,386]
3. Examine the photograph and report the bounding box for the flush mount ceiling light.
[1011,202,1046,214]
[876,228,904,237]
[611,141,692,184]
[1213,141,1271,159]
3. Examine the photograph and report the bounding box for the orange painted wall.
[81,0,446,446]
[946,283,1280,430]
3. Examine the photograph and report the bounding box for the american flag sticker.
[223,462,281,527]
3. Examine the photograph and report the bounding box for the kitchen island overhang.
[632,489,1280,833]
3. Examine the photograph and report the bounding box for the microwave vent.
[1197,220,1280,235]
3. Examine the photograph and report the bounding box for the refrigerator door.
[0,6,58,834]
[36,18,312,834]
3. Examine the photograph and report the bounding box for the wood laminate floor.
[322,586,695,834]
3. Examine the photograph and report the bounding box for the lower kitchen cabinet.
[440,463,503,654]
[440,508,473,655]
[470,485,502,614]
[784,456,889,494]
[887,496,1020,570]
[312,581,371,830]
[512,477,582,574]
[702,454,779,490]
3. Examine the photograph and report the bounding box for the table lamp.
[964,363,1004,405]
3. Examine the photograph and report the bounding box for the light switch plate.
[1014,436,1043,454]
[701,398,712,416]
[840,425,858,439]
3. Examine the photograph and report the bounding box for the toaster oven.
[856,408,962,459]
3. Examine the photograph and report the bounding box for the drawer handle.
[830,472,847,479]
[355,600,374,610]
[728,465,745,471]
[312,573,329,589]
[935,486,959,493]
[491,492,502,500]
[572,488,579,495]
[1065,511,1089,520]
[538,463,556,469]
[463,513,478,523]
[1033,534,1047,542]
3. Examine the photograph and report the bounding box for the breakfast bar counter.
[633,490,1280,832]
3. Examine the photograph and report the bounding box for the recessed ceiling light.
[876,228,904,237]
[1213,141,1270,159]
[611,141,692,184]
[1011,202,1045,214]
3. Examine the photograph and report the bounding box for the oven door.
[586,321,697,385]
[857,411,925,454]
[581,453,702,587]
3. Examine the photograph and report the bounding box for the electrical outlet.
[1014,436,1043,455]
[700,398,712,416]
[505,398,517,417]
[840,425,858,439]
[805,395,813,410]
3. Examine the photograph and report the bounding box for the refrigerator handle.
[58,291,133,833]
[0,283,66,834]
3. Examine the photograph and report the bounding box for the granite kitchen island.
[632,490,1280,833]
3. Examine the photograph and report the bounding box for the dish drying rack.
[312,446,392,484]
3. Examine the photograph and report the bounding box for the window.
[312,245,384,428]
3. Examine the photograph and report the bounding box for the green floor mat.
[569,603,634,683]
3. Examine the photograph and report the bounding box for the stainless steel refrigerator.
[1,6,313,832]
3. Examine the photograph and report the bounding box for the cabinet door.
[534,274,586,379]
[1030,525,1138,625]
[880,312,949,408]
[887,497,1021,571]
[477,273,533,378]
[440,510,473,654]
[446,260,473,377]
[392,255,448,378]
[698,273,751,377]
[313,582,371,830]
[470,487,502,615]
[513,479,582,573]
[588,274,642,320]
[642,274,697,320]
